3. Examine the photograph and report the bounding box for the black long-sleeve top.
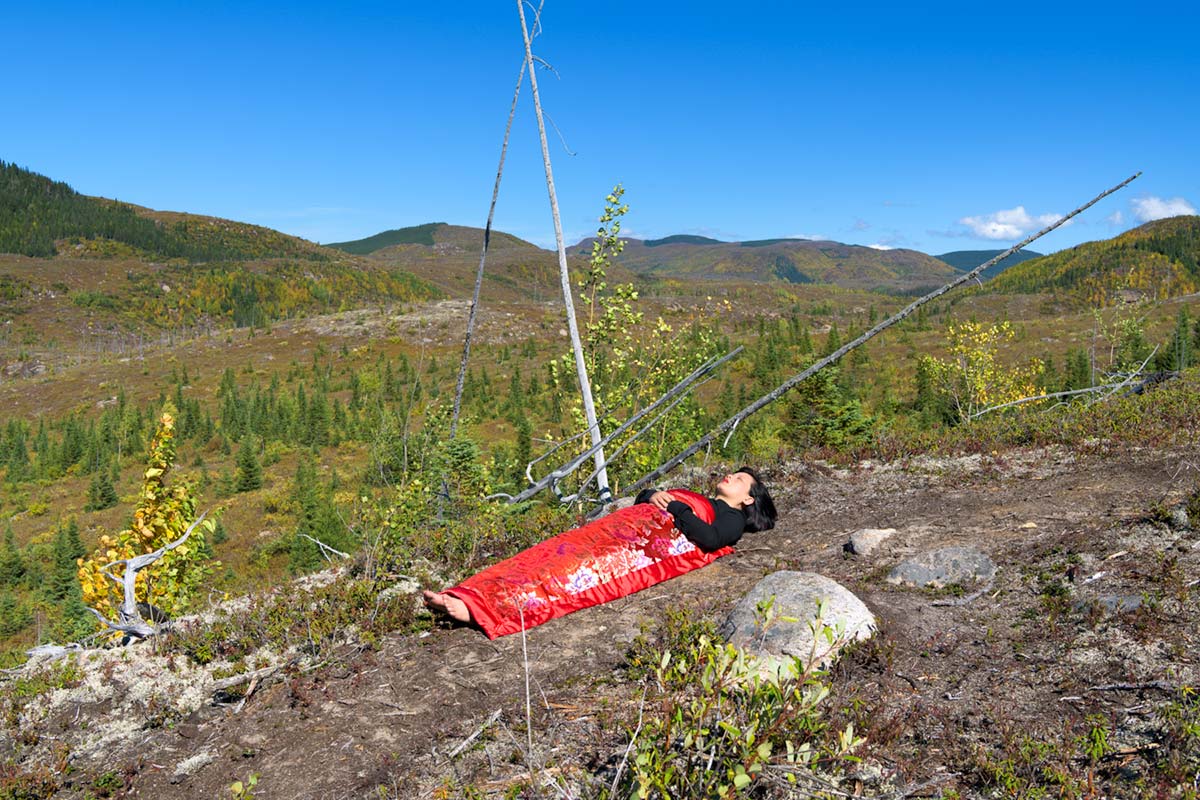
[634,489,747,552]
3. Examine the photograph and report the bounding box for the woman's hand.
[648,490,674,510]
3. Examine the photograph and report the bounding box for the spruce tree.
[0,525,25,586]
[49,526,78,601]
[86,467,119,511]
[0,591,30,637]
[235,436,263,492]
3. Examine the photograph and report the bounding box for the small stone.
[1076,595,1144,616]
[171,751,214,783]
[845,528,897,557]
[886,546,997,589]
[1169,507,1190,531]
[1019,521,1038,529]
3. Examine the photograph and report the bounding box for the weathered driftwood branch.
[87,511,208,641]
[495,347,743,503]
[449,0,545,439]
[1088,680,1176,693]
[566,383,702,505]
[448,708,503,759]
[211,664,281,692]
[969,365,1176,420]
[297,532,349,562]
[517,0,613,500]
[624,172,1142,496]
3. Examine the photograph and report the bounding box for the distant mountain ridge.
[983,216,1200,305]
[567,234,960,294]
[327,222,540,256]
[339,222,617,302]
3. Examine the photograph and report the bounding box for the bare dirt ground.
[10,444,1200,798]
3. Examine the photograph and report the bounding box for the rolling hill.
[0,162,439,337]
[567,235,961,294]
[335,222,638,301]
[983,215,1200,305]
[1,160,329,262]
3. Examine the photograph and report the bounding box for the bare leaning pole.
[516,0,613,502]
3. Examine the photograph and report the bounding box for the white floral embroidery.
[564,566,601,594]
[667,535,696,556]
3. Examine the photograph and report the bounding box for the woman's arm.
[665,499,746,551]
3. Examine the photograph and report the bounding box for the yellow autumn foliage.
[77,403,214,623]
[919,321,1044,422]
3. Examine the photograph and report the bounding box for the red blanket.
[446,490,732,639]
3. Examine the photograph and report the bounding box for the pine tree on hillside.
[0,525,25,586]
[0,592,30,637]
[288,456,351,573]
[235,436,263,493]
[64,517,85,561]
[49,526,79,602]
[86,466,119,511]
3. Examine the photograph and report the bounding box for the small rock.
[171,751,214,783]
[1076,595,1144,616]
[1169,507,1190,531]
[845,528,896,557]
[721,571,875,680]
[886,546,996,589]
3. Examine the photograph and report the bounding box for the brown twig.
[1088,680,1176,693]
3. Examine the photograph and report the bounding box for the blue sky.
[3,1,1197,255]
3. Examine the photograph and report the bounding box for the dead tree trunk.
[87,511,208,642]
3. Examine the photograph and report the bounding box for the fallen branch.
[447,709,503,760]
[211,665,281,692]
[493,347,742,503]
[1088,680,1176,693]
[625,172,1141,496]
[297,532,349,562]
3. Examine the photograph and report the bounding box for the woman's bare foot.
[422,590,472,624]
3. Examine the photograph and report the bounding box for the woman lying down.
[423,468,777,639]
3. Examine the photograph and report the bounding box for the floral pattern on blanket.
[448,489,727,638]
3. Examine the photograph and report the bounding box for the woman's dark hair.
[737,466,777,532]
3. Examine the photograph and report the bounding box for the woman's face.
[715,471,756,508]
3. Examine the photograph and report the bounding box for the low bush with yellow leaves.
[77,403,214,628]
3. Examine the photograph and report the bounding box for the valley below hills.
[1,161,1200,798]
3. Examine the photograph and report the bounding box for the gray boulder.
[845,528,897,557]
[886,545,996,589]
[721,571,875,680]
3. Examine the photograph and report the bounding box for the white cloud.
[784,233,825,241]
[852,218,871,232]
[957,206,1064,241]
[1106,210,1124,226]
[1131,195,1196,222]
[866,243,894,250]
